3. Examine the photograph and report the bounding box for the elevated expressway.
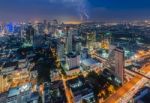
[104,63,150,103]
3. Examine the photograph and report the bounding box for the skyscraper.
[66,27,73,54]
[26,24,35,44]
[108,46,124,84]
[57,39,65,60]
[114,47,124,84]
[101,32,112,50]
[0,24,2,33]
[66,52,80,70]
[86,32,96,51]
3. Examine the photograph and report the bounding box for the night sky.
[0,0,150,22]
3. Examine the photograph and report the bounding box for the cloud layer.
[0,0,150,22]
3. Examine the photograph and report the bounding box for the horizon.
[1,19,150,25]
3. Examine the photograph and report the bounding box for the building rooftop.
[81,58,100,67]
[50,81,66,103]
[8,87,20,97]
[28,92,39,102]
[0,92,8,98]
[0,92,7,102]
[8,83,32,97]
[3,61,17,68]
[67,52,77,58]
[67,77,93,97]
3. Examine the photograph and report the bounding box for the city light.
[0,1,150,103]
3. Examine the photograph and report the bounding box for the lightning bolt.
[49,0,90,21]
[78,0,89,21]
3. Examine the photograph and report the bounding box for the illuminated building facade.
[66,27,73,54]
[66,52,80,70]
[114,47,124,84]
[100,32,112,50]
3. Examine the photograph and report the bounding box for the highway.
[62,77,73,103]
[103,63,150,103]
[61,75,78,103]
[92,50,150,103]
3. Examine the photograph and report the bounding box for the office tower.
[0,24,5,36]
[73,36,82,54]
[33,35,45,48]
[26,24,35,44]
[20,24,26,41]
[34,23,39,34]
[81,48,89,60]
[101,32,112,50]
[86,32,96,51]
[114,47,124,84]
[0,24,2,33]
[107,46,124,84]
[75,41,82,54]
[66,52,80,70]
[52,19,58,26]
[43,20,47,27]
[57,39,65,60]
[48,19,58,35]
[37,23,45,34]
[66,27,73,54]
[43,20,49,34]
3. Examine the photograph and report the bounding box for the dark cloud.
[0,0,150,22]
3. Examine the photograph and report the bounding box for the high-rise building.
[86,32,96,51]
[57,40,65,60]
[66,52,80,70]
[107,46,124,84]
[52,19,58,26]
[43,20,47,27]
[48,19,58,35]
[0,24,2,33]
[100,32,112,50]
[33,34,45,48]
[114,47,124,84]
[37,23,45,34]
[25,24,35,44]
[66,27,73,54]
[81,48,89,60]
[75,41,82,54]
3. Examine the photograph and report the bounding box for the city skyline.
[1,0,150,22]
[0,1,150,103]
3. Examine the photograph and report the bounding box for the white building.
[66,53,80,70]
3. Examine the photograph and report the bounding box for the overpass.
[103,64,150,103]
